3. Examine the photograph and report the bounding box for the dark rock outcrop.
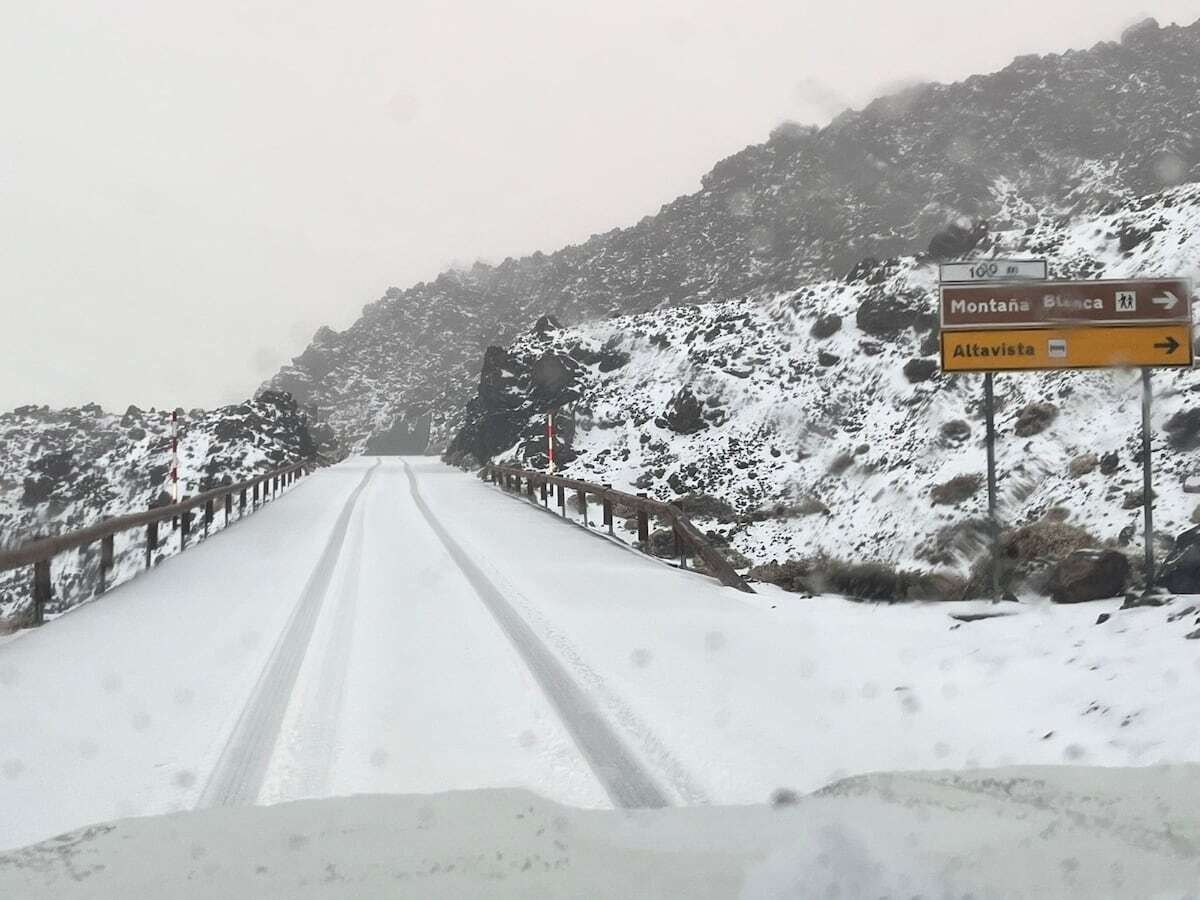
[855,292,925,337]
[1013,402,1058,437]
[1161,526,1200,593]
[445,340,584,468]
[1164,408,1200,450]
[810,314,842,340]
[663,388,709,436]
[927,221,988,260]
[1048,549,1130,602]
[903,358,939,383]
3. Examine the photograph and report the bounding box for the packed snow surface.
[2,769,1199,898]
[2,459,1199,863]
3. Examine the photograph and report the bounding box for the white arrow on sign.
[1152,291,1180,311]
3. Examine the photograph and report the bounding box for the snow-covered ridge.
[0,391,316,622]
[451,182,1200,576]
[267,17,1200,455]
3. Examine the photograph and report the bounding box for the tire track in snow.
[292,483,368,798]
[199,461,378,808]
[402,460,671,809]
[454,553,711,806]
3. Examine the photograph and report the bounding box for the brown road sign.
[940,278,1191,329]
[941,323,1194,372]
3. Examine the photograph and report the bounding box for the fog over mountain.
[266,16,1200,455]
[2,1,1193,413]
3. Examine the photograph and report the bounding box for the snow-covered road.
[2,457,1199,853]
[0,458,608,850]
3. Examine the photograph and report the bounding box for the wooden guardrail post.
[252,482,260,508]
[0,461,310,631]
[239,488,247,517]
[484,465,753,593]
[576,489,588,527]
[526,477,535,501]
[98,534,114,594]
[146,519,158,568]
[32,560,50,625]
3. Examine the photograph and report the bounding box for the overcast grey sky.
[2,1,1196,413]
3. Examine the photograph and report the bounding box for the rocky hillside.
[268,17,1200,455]
[447,181,1200,596]
[0,391,318,623]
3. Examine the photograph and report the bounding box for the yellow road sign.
[940,323,1194,372]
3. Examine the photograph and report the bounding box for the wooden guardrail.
[484,464,754,594]
[0,460,312,626]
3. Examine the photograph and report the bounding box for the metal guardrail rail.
[484,464,754,594]
[0,460,312,626]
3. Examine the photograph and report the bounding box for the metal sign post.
[983,372,1000,598]
[940,260,1050,599]
[1142,368,1156,589]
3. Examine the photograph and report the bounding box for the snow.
[3,767,1200,898]
[3,458,1200,869]
[418,463,1200,802]
[0,459,602,851]
[0,394,313,621]
[485,181,1200,575]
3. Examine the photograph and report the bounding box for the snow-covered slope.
[450,182,1200,586]
[0,391,317,623]
[267,17,1200,455]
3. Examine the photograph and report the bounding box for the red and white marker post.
[171,410,180,504]
[547,408,556,475]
